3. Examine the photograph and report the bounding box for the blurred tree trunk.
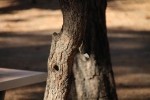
[44,0,118,100]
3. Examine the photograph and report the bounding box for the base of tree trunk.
[44,0,118,100]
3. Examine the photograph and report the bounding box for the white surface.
[0,68,47,91]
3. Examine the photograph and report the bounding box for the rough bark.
[72,0,118,100]
[44,0,87,100]
[44,0,118,100]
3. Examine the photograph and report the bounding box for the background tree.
[44,0,118,100]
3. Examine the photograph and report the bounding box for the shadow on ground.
[0,28,150,100]
[0,31,51,100]
[5,83,46,100]
[108,28,150,100]
[0,0,60,14]
[0,30,55,71]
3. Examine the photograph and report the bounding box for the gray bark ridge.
[72,0,118,100]
[44,0,118,100]
[44,0,87,99]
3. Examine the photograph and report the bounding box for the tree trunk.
[71,0,118,99]
[44,0,118,100]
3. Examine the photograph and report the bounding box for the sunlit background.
[0,0,150,100]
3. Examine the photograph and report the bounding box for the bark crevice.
[44,0,117,100]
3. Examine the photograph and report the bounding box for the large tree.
[44,0,118,100]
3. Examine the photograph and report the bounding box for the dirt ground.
[0,0,150,100]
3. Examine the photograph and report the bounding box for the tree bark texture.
[44,0,87,100]
[72,0,118,99]
[44,0,118,100]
